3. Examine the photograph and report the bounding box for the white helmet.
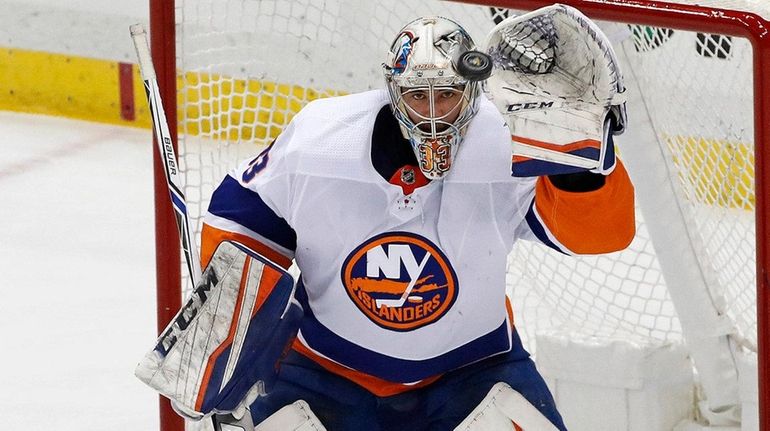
[384,17,491,179]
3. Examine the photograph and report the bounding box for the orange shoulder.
[201,223,293,269]
[534,160,635,254]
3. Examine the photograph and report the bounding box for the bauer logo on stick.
[341,232,457,331]
[162,137,178,175]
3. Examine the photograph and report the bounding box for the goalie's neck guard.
[383,16,482,180]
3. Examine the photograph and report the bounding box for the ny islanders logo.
[341,232,458,331]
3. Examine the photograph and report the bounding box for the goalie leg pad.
[454,383,560,431]
[135,240,302,417]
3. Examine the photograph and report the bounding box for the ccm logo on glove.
[506,100,555,112]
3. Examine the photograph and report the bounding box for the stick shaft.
[131,24,202,288]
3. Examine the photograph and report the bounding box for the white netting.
[172,0,760,374]
[623,22,757,350]
[509,14,759,353]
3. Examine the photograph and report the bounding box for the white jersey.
[204,89,543,384]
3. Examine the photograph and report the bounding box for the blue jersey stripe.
[524,200,568,255]
[295,282,522,383]
[208,175,297,252]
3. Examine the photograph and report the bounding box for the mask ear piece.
[456,50,493,81]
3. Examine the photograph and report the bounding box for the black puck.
[456,50,493,81]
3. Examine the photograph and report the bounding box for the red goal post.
[147,0,770,430]
[148,0,181,430]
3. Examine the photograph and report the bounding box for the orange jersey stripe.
[291,339,442,397]
[534,160,635,254]
[505,296,515,330]
[201,223,292,269]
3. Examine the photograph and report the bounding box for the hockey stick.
[130,24,202,289]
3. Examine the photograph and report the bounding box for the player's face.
[402,87,464,133]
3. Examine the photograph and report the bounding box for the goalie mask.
[384,17,489,180]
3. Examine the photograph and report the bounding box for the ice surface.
[0,112,159,429]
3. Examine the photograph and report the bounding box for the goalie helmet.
[383,17,488,180]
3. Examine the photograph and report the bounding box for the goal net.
[151,0,769,429]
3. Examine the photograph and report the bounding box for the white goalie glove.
[483,4,627,177]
